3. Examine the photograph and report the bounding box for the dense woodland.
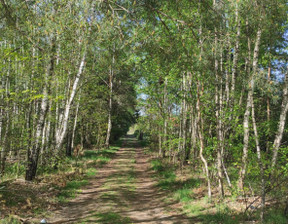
[0,0,288,223]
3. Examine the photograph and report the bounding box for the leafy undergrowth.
[56,179,89,203]
[0,146,119,222]
[150,158,288,223]
[151,158,241,223]
[150,159,200,203]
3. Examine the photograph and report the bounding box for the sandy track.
[48,138,193,224]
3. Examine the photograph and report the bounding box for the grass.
[54,147,119,203]
[196,204,242,224]
[151,159,200,196]
[264,209,288,224]
[150,158,243,223]
[0,216,21,224]
[0,144,121,222]
[1,163,26,181]
[82,212,132,224]
[150,157,288,224]
[86,167,97,177]
[56,179,88,203]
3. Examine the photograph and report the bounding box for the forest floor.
[45,136,196,224]
[4,136,279,224]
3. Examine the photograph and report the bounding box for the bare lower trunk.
[190,114,197,164]
[71,92,81,150]
[1,111,10,176]
[182,74,187,165]
[251,96,265,221]
[105,53,114,148]
[55,52,86,152]
[158,125,162,157]
[214,29,224,198]
[197,81,212,200]
[238,28,262,190]
[238,90,252,190]
[0,60,10,176]
[105,96,112,147]
[26,40,55,180]
[271,67,288,168]
[163,77,168,158]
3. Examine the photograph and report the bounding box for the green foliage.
[85,168,97,177]
[2,163,25,180]
[56,179,88,203]
[151,159,201,202]
[200,206,239,224]
[0,216,21,224]
[264,209,288,224]
[0,0,288,221]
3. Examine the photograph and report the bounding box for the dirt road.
[49,137,193,223]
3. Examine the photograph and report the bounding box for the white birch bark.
[163,77,168,157]
[26,39,55,180]
[105,52,114,147]
[55,52,86,152]
[251,96,265,221]
[1,54,11,175]
[71,92,81,150]
[238,28,262,190]
[231,1,240,97]
[197,81,212,199]
[271,67,288,168]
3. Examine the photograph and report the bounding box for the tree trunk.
[66,129,72,157]
[197,81,212,200]
[214,28,224,198]
[231,1,240,98]
[271,67,288,168]
[105,53,114,148]
[71,92,81,150]
[26,39,56,181]
[55,52,86,152]
[163,77,168,158]
[238,28,262,190]
[251,96,265,221]
[0,58,10,176]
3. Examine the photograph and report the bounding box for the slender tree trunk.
[251,96,265,221]
[1,106,10,176]
[231,1,240,98]
[197,81,212,200]
[26,38,56,181]
[40,117,47,165]
[271,67,288,168]
[66,125,72,157]
[71,92,81,150]
[105,53,114,148]
[55,52,86,152]
[214,29,224,198]
[238,28,262,190]
[158,125,163,157]
[0,57,10,175]
[44,100,52,156]
[191,114,197,166]
[163,77,168,158]
[181,73,187,166]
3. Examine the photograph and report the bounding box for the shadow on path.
[48,136,199,224]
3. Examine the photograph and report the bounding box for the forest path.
[48,136,193,224]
